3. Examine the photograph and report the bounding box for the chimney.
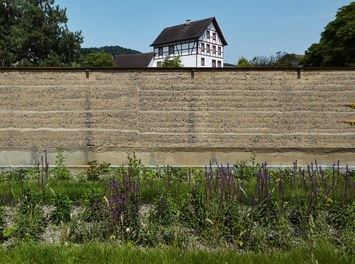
[185,19,191,26]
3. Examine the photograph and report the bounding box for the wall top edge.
[0,67,355,72]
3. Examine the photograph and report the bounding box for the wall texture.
[0,68,354,167]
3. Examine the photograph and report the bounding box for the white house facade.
[150,17,227,68]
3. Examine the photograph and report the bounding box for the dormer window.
[207,30,210,39]
[213,32,216,41]
[158,47,163,56]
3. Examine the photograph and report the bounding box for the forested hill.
[81,46,141,57]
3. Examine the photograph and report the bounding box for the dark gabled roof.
[114,52,154,68]
[150,17,227,46]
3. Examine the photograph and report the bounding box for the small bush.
[51,149,71,180]
[4,196,45,241]
[50,194,72,225]
[86,160,111,181]
[81,189,106,222]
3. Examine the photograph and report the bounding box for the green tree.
[274,53,302,67]
[162,56,183,68]
[235,56,250,67]
[302,2,355,67]
[0,0,21,66]
[0,0,82,67]
[82,52,115,67]
[236,52,300,68]
[81,46,141,57]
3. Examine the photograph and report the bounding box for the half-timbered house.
[150,17,227,68]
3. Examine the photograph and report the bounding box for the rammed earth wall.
[0,68,354,167]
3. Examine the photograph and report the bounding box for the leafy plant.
[50,194,72,225]
[86,160,111,181]
[234,155,261,181]
[82,189,106,222]
[127,153,145,178]
[150,192,177,226]
[4,194,45,241]
[51,148,71,180]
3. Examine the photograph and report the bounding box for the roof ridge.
[150,17,227,47]
[162,17,215,30]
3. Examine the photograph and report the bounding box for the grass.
[0,241,347,264]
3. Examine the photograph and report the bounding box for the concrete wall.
[0,68,354,167]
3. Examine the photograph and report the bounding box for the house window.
[213,45,216,55]
[218,61,222,67]
[213,32,216,41]
[207,44,210,53]
[218,47,222,56]
[201,58,205,66]
[207,30,210,39]
[212,60,216,67]
[169,45,174,55]
[158,47,163,57]
[157,61,162,67]
[201,43,205,53]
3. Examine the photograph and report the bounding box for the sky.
[56,0,353,64]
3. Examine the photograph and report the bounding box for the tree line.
[0,1,354,68]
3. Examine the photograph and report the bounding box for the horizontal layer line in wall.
[0,128,139,133]
[140,132,355,136]
[0,110,352,114]
[0,129,353,136]
[140,89,355,93]
[138,110,353,114]
[0,110,137,114]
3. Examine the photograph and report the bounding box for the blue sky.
[56,0,353,64]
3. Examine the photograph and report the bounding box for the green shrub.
[81,189,106,222]
[150,192,177,226]
[4,196,45,241]
[86,160,111,181]
[327,202,355,231]
[51,149,71,180]
[50,194,72,225]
